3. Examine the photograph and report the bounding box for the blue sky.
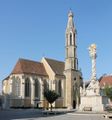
[0,0,112,92]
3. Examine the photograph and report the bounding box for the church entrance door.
[73,100,76,109]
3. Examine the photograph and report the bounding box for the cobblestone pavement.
[0,109,107,120]
[18,114,106,120]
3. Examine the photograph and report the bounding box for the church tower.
[64,10,82,109]
[65,10,78,70]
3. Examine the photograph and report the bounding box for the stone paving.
[0,109,107,120]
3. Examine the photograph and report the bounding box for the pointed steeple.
[65,10,78,70]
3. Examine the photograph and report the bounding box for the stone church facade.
[2,11,83,109]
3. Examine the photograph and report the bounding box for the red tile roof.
[99,75,112,87]
[11,58,48,76]
[45,58,65,76]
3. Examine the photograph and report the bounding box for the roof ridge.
[102,75,112,78]
[44,57,65,76]
[19,58,41,64]
[44,57,64,63]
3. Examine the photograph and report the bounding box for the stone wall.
[80,95,108,111]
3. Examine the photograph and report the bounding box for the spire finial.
[68,9,73,17]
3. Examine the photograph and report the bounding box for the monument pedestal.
[79,95,108,112]
[79,80,108,112]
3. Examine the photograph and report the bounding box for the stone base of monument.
[79,95,108,112]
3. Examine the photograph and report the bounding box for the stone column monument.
[89,44,97,81]
[86,44,100,96]
[79,44,108,112]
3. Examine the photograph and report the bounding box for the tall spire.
[65,10,78,70]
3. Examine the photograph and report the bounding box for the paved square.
[0,109,106,120]
[14,114,106,120]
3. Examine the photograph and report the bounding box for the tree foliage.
[104,86,112,101]
[44,90,59,111]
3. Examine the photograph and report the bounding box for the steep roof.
[2,76,10,81]
[99,75,112,87]
[44,58,65,76]
[11,58,48,76]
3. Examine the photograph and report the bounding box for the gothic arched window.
[16,78,21,96]
[35,79,40,98]
[66,34,68,46]
[66,48,68,58]
[12,77,21,96]
[74,33,75,45]
[58,80,62,97]
[43,79,49,92]
[70,33,72,45]
[25,78,31,97]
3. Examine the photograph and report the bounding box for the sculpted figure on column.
[88,44,97,81]
[87,44,100,95]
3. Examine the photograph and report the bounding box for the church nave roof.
[11,58,48,76]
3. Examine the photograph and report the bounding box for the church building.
[2,11,83,109]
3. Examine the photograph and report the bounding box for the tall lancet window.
[43,79,49,91]
[70,33,72,45]
[66,34,68,46]
[35,79,40,98]
[58,80,62,97]
[16,78,21,96]
[12,77,21,96]
[66,48,68,58]
[74,33,75,45]
[25,78,31,97]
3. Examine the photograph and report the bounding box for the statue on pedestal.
[79,43,108,112]
[86,44,100,96]
[80,44,100,96]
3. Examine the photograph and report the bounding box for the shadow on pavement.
[0,109,68,120]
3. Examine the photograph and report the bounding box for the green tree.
[44,90,59,111]
[104,86,112,101]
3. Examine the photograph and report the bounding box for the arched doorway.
[73,100,76,109]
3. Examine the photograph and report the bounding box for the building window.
[25,78,30,97]
[43,79,49,91]
[66,34,68,46]
[70,33,72,45]
[58,80,62,97]
[35,79,40,98]
[12,77,21,97]
[74,33,75,44]
[66,48,68,58]
[16,78,20,96]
